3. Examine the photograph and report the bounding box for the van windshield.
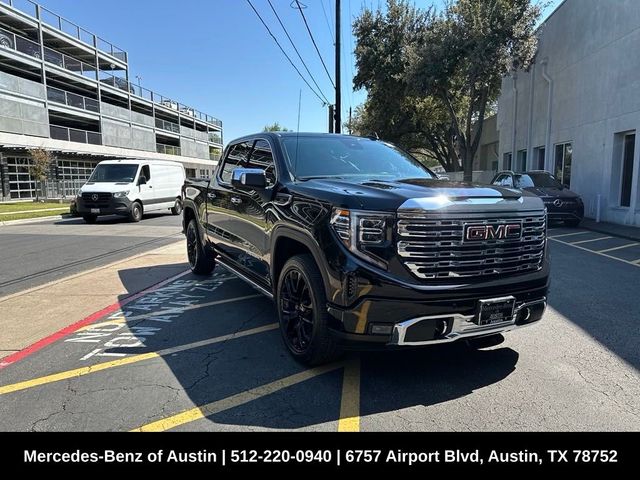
[89,164,139,183]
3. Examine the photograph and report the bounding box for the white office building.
[497,0,640,226]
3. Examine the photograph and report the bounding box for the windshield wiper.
[297,175,344,181]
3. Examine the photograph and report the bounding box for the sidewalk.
[581,218,640,242]
[0,240,187,360]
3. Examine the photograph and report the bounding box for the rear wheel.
[186,218,215,275]
[82,214,97,224]
[171,198,183,215]
[277,254,341,366]
[128,201,143,222]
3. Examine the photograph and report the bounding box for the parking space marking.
[338,356,361,432]
[569,236,612,245]
[0,323,278,396]
[0,269,192,370]
[549,237,640,268]
[597,243,639,253]
[131,362,344,432]
[76,293,263,331]
[547,231,591,239]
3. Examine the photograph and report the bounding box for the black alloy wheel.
[277,254,341,365]
[186,218,215,275]
[280,268,315,354]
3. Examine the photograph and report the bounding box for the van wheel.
[277,254,342,366]
[171,198,183,215]
[83,214,97,224]
[186,218,215,275]
[129,201,143,222]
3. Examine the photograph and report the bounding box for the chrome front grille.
[397,212,546,280]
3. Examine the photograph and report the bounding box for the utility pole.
[328,104,334,133]
[348,106,352,134]
[334,0,341,134]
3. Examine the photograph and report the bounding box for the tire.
[83,214,97,224]
[565,218,581,227]
[277,254,342,366]
[128,201,143,222]
[186,218,215,275]
[171,198,183,215]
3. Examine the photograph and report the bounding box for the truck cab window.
[220,141,252,183]
[141,165,151,182]
[248,139,276,186]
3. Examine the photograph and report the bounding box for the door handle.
[230,197,242,205]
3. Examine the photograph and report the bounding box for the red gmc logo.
[464,223,522,242]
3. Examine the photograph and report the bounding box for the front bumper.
[76,196,132,216]
[544,203,584,222]
[389,298,546,346]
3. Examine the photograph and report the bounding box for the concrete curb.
[0,215,76,226]
[580,220,640,243]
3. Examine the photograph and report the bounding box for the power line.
[267,0,330,105]
[320,0,335,43]
[293,0,336,89]
[246,0,327,105]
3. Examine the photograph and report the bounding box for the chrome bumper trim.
[389,298,546,346]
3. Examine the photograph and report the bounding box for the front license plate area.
[476,297,516,326]
[90,208,100,214]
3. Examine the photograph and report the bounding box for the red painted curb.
[0,269,190,370]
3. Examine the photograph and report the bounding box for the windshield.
[520,172,563,188]
[88,164,139,183]
[280,136,435,180]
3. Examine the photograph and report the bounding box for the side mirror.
[231,168,267,190]
[138,176,147,186]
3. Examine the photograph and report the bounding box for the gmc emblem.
[464,222,522,242]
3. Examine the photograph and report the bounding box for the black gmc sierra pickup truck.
[182,133,549,365]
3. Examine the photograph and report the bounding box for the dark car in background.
[491,170,584,226]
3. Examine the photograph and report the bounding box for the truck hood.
[290,177,535,212]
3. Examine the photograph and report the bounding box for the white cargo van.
[76,159,185,223]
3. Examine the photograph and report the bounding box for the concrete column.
[0,153,8,200]
[628,134,640,225]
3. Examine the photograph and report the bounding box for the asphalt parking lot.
[0,225,638,431]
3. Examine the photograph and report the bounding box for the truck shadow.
[106,265,519,431]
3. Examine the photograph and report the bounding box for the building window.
[554,142,572,188]
[533,146,545,170]
[516,150,527,172]
[6,157,36,199]
[503,152,512,170]
[620,133,635,207]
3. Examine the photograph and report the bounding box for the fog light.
[370,324,393,335]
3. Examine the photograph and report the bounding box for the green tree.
[407,0,542,180]
[28,148,54,202]
[263,122,291,132]
[352,0,460,171]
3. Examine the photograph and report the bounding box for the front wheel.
[277,254,341,366]
[128,201,143,222]
[171,198,183,215]
[186,218,215,275]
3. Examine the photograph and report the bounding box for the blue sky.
[37,0,561,144]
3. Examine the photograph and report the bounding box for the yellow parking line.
[338,356,361,432]
[547,231,590,239]
[131,363,343,432]
[570,236,611,245]
[0,323,278,395]
[549,237,640,268]
[598,243,638,253]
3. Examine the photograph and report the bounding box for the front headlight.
[330,207,394,269]
[112,191,130,198]
[76,190,82,198]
